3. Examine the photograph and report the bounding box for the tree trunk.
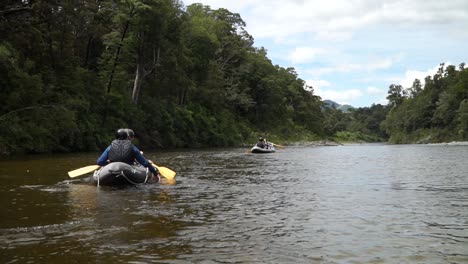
[131,43,159,104]
[83,36,93,67]
[106,5,134,93]
[178,86,188,106]
[132,62,143,104]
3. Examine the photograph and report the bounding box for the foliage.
[322,103,389,142]
[0,1,325,155]
[334,131,382,143]
[382,63,468,143]
[0,1,465,155]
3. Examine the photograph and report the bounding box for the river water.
[1,144,467,263]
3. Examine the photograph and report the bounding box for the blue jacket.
[97,144,158,175]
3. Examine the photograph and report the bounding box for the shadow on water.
[0,151,194,263]
[1,181,197,263]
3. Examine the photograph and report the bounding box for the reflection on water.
[1,145,468,263]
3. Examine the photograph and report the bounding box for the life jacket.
[108,139,135,164]
[256,141,265,148]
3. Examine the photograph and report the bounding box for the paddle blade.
[161,178,177,185]
[152,164,176,180]
[68,165,100,178]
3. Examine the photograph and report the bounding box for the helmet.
[258,137,264,141]
[116,128,135,140]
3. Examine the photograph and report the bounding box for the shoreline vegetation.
[278,140,468,147]
[1,2,466,157]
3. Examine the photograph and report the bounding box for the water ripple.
[1,145,468,263]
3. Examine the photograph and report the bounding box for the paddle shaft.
[68,150,176,180]
[270,142,285,148]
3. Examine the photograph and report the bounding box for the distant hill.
[323,100,340,108]
[323,100,355,112]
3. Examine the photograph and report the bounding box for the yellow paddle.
[68,163,176,180]
[68,148,176,180]
[68,165,100,178]
[141,151,176,180]
[150,163,176,180]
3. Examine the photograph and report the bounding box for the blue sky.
[183,0,468,107]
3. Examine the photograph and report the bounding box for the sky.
[182,0,468,107]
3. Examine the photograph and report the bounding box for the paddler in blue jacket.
[256,137,273,149]
[97,128,160,182]
[256,137,267,148]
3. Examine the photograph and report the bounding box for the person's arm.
[133,146,159,175]
[97,146,111,166]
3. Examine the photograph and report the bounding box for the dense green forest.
[0,0,324,155]
[322,63,468,144]
[1,1,467,156]
[383,63,468,143]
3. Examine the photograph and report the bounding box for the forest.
[1,0,467,156]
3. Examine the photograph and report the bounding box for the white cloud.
[368,57,395,70]
[288,47,326,64]
[397,64,443,88]
[304,56,396,77]
[306,79,331,90]
[312,86,364,105]
[312,84,387,106]
[184,0,468,41]
[366,86,389,105]
[316,31,353,41]
[367,86,384,95]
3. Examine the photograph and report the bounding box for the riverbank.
[427,141,468,146]
[288,140,343,146]
[282,140,468,147]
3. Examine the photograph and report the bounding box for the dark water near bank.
[1,144,468,263]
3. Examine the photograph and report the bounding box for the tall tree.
[386,84,406,107]
[103,0,136,94]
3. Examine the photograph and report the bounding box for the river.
[1,144,467,263]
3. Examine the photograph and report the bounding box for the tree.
[408,79,422,98]
[102,0,136,94]
[386,84,406,107]
[457,99,468,140]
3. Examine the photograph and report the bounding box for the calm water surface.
[1,144,468,263]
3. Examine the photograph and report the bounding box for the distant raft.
[92,162,150,186]
[250,145,276,154]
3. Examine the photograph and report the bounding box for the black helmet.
[258,137,264,141]
[116,128,135,140]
